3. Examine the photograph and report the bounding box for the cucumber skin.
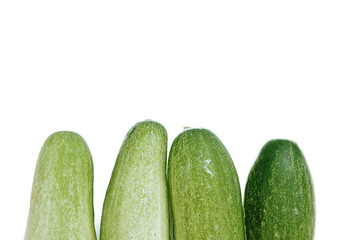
[25,131,96,240]
[244,139,315,240]
[100,120,169,240]
[168,128,246,240]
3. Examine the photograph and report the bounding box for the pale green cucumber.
[25,131,96,240]
[100,120,169,240]
[168,128,246,240]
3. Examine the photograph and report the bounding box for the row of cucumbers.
[25,120,315,240]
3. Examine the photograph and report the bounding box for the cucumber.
[100,120,169,240]
[244,139,315,240]
[168,128,246,240]
[25,131,96,240]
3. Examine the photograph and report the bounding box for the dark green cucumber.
[100,120,169,240]
[244,139,315,240]
[168,128,246,240]
[25,131,96,240]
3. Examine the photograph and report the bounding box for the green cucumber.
[25,131,96,240]
[168,128,246,240]
[100,120,169,240]
[244,139,315,240]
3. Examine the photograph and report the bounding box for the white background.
[1,0,359,239]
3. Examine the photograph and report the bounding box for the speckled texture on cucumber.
[100,120,169,240]
[25,131,96,240]
[244,139,315,240]
[168,128,246,240]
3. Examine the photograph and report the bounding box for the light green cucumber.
[244,139,315,240]
[25,131,96,240]
[168,128,246,240]
[100,120,169,240]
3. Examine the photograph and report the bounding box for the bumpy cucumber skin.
[25,131,96,240]
[168,128,246,240]
[100,120,169,240]
[244,139,315,240]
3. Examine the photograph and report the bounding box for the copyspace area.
[0,0,359,239]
